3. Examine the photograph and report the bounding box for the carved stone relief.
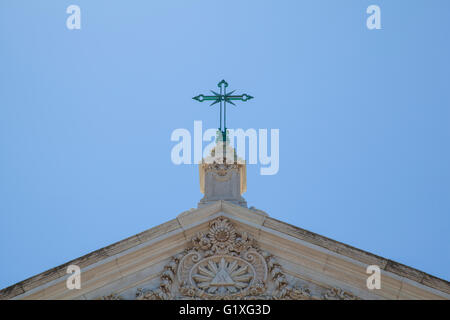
[322,287,359,300]
[130,217,360,300]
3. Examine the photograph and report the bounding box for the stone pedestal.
[198,141,247,208]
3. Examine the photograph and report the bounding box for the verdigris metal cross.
[193,80,254,141]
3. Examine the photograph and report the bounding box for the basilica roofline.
[1,200,449,299]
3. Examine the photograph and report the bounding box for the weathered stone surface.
[422,274,450,295]
[384,260,425,284]
[0,283,25,300]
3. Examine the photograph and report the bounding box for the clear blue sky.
[1,0,449,289]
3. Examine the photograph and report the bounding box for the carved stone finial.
[198,141,247,208]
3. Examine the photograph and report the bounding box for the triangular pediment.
[1,201,449,300]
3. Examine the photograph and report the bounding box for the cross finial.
[193,80,254,141]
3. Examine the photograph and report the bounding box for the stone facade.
[0,142,449,300]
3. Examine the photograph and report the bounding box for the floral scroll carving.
[322,287,359,300]
[101,293,123,300]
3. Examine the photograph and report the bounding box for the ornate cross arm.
[192,92,254,106]
[192,80,254,141]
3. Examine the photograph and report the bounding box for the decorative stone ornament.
[199,162,246,205]
[100,293,123,300]
[176,218,267,299]
[134,217,360,300]
[322,287,359,300]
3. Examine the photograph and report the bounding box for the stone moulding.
[133,217,360,300]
